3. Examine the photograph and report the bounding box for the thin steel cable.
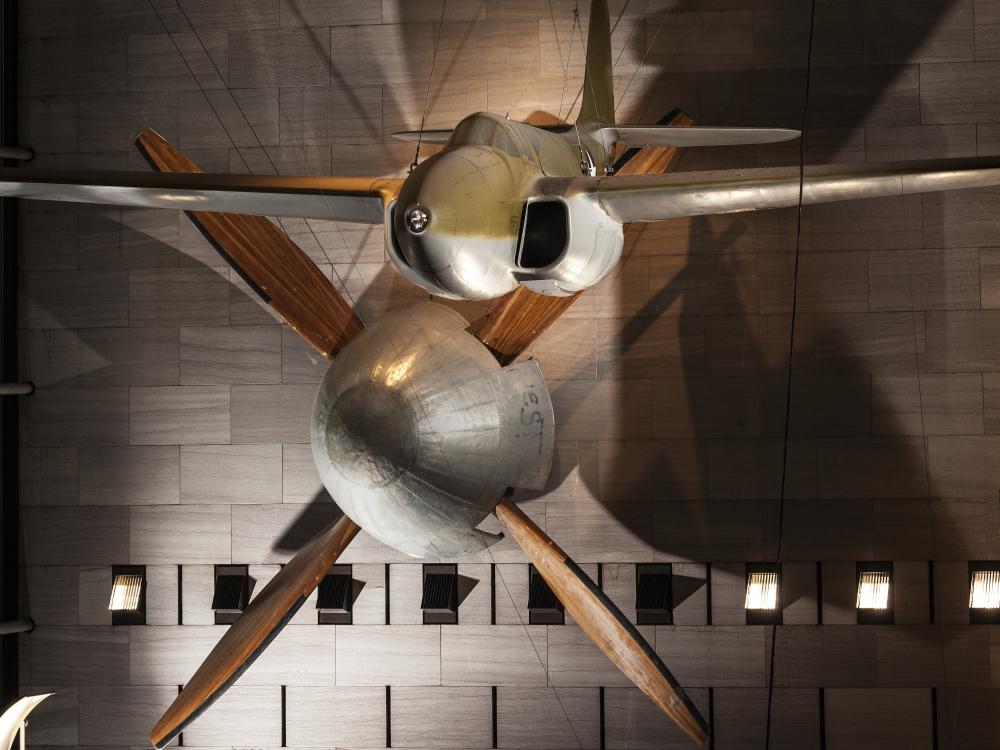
[223,24,367,317]
[557,5,581,124]
[610,0,647,75]
[614,6,670,116]
[484,530,586,749]
[147,0,365,318]
[905,256,954,750]
[547,0,576,125]
[411,0,449,172]
[548,0,569,92]
[763,0,816,746]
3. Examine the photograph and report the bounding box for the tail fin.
[578,0,615,126]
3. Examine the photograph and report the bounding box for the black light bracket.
[528,564,564,625]
[422,563,458,625]
[213,564,251,625]
[318,564,354,625]
[635,563,673,625]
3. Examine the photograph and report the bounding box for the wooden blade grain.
[149,515,360,749]
[494,499,709,746]
[135,127,368,358]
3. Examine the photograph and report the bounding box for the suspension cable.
[763,0,817,746]
[614,6,670,116]
[411,0,449,172]
[145,0,365,318]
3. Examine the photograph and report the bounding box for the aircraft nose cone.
[390,147,522,300]
[325,382,417,488]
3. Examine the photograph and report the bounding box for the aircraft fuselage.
[387,112,624,300]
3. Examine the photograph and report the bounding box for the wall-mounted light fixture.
[109,565,146,625]
[421,563,458,625]
[745,563,781,625]
[317,564,353,625]
[856,562,893,624]
[635,563,672,625]
[969,562,1000,624]
[528,564,563,625]
[212,564,250,625]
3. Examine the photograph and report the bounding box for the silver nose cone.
[311,302,555,559]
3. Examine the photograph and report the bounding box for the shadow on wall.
[512,0,966,561]
[271,261,438,554]
[15,0,973,615]
[270,0,972,566]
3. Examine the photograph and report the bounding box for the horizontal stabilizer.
[540,155,1000,224]
[0,168,400,223]
[391,130,453,145]
[606,125,800,149]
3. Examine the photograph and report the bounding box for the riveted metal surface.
[311,302,555,559]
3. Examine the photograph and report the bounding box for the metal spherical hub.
[324,382,417,488]
[310,302,555,559]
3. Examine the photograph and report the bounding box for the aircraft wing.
[470,110,695,364]
[539,156,1000,224]
[0,166,400,222]
[606,125,800,148]
[134,128,366,358]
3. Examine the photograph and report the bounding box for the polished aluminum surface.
[0,169,391,222]
[5,122,1000,304]
[311,302,555,559]
[541,156,1000,224]
[605,125,800,148]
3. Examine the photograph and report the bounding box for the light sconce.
[213,564,250,625]
[317,564,354,625]
[109,565,146,625]
[745,564,781,624]
[635,563,673,625]
[421,563,458,625]
[856,563,893,624]
[969,562,1000,624]
[528,564,564,625]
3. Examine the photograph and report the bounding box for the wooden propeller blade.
[135,128,366,358]
[494,499,709,746]
[470,110,693,364]
[149,514,360,749]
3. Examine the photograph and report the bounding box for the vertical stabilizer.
[578,0,615,127]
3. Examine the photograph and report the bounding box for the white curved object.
[0,694,52,750]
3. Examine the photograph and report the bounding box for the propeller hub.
[310,302,555,558]
[325,382,418,488]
